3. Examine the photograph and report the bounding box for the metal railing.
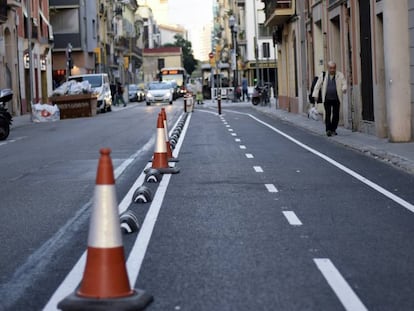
[264,0,293,18]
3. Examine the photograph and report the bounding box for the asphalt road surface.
[1,101,413,310]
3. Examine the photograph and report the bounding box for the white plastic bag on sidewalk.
[31,103,60,123]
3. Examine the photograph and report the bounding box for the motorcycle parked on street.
[0,89,13,140]
[252,83,270,106]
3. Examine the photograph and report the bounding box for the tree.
[164,34,197,76]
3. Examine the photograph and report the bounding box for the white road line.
[127,113,192,284]
[246,153,254,159]
[254,166,264,173]
[228,129,234,132]
[240,145,247,150]
[224,109,414,214]
[231,133,237,136]
[235,138,241,142]
[0,136,27,147]
[226,125,230,127]
[265,184,278,193]
[282,211,303,226]
[43,112,186,311]
[314,259,368,311]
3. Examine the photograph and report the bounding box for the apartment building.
[0,0,53,115]
[49,0,98,83]
[263,0,412,142]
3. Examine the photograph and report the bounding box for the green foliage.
[163,34,198,76]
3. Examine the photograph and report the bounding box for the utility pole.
[26,0,35,113]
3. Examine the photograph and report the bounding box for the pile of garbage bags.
[32,103,60,123]
[51,80,92,97]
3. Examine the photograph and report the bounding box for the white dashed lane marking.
[246,153,254,159]
[235,138,241,142]
[231,133,237,136]
[265,184,278,193]
[228,129,234,132]
[240,145,247,150]
[253,166,264,173]
[282,211,303,226]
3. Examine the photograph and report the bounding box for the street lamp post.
[272,28,279,102]
[229,15,238,102]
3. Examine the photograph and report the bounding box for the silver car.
[146,82,174,106]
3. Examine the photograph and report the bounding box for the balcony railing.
[263,0,295,27]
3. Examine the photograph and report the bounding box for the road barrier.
[58,148,152,311]
[183,94,195,113]
[218,94,222,115]
[211,87,235,101]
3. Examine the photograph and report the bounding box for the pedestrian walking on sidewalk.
[115,81,126,107]
[312,61,347,136]
[242,75,249,102]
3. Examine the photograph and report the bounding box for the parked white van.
[68,74,112,112]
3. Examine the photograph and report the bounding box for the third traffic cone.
[58,148,152,311]
[160,108,178,162]
[150,113,180,174]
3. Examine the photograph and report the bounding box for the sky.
[168,0,214,28]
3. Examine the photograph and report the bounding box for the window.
[158,58,165,71]
[262,42,270,58]
[50,9,80,34]
[258,23,271,38]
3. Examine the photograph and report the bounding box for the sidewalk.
[252,102,414,175]
[200,99,414,175]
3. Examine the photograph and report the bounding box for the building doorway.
[359,0,374,121]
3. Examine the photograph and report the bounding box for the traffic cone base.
[77,247,131,298]
[58,289,153,311]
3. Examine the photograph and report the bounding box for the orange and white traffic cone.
[58,148,153,311]
[149,113,180,174]
[160,108,178,162]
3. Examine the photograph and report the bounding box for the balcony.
[263,0,296,27]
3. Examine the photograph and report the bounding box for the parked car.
[128,84,139,102]
[146,82,174,106]
[68,74,112,112]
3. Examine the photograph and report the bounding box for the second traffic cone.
[160,108,178,162]
[58,148,153,311]
[149,113,180,174]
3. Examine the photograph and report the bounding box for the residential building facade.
[243,0,277,87]
[142,46,182,82]
[50,0,98,83]
[263,0,412,142]
[0,0,53,115]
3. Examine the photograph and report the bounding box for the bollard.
[218,94,222,115]
[183,96,187,113]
